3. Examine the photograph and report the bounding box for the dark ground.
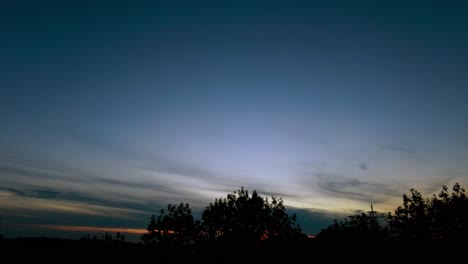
[1,237,465,261]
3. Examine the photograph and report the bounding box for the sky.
[1,0,468,239]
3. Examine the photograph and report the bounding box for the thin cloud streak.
[380,145,417,155]
[36,225,147,235]
[0,190,148,218]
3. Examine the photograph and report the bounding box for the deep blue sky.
[1,0,467,239]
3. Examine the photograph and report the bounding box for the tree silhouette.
[429,183,468,239]
[201,187,305,245]
[386,187,431,239]
[387,183,468,240]
[318,183,468,241]
[141,203,200,246]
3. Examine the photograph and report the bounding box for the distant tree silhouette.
[201,187,305,245]
[316,206,388,240]
[141,203,200,246]
[80,232,126,243]
[103,232,113,242]
[115,232,126,242]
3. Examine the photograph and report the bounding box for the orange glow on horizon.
[37,224,314,239]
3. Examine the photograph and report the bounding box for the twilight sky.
[1,0,467,239]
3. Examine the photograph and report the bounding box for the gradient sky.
[1,0,468,239]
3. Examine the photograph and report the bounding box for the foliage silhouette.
[141,203,200,246]
[387,182,468,240]
[317,183,468,241]
[201,187,305,245]
[141,187,305,250]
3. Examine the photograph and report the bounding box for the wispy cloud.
[2,130,464,238]
[359,163,368,170]
[0,189,148,218]
[65,130,235,183]
[36,225,147,235]
[0,151,252,222]
[380,144,416,155]
[316,175,393,203]
[296,165,406,211]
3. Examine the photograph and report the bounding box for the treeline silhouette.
[79,232,126,242]
[2,184,467,260]
[141,187,305,248]
[135,184,467,259]
[317,183,468,240]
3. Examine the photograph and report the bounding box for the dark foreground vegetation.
[2,184,467,260]
[2,236,465,261]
